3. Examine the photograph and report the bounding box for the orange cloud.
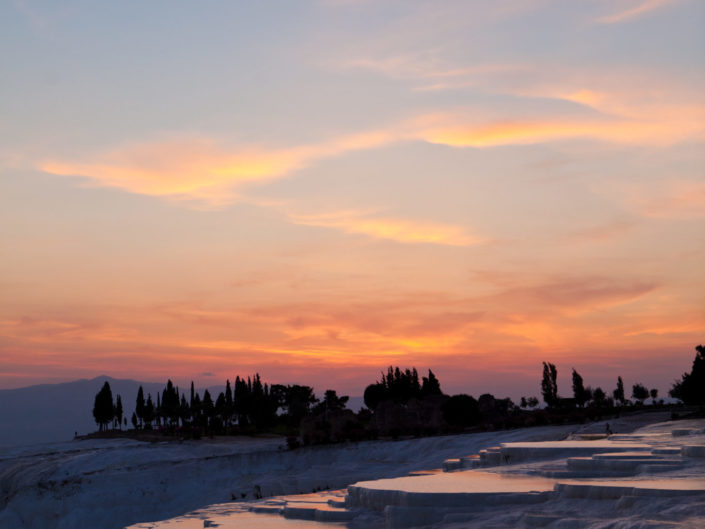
[40,131,397,206]
[341,48,705,146]
[40,139,302,204]
[415,112,704,148]
[288,210,484,246]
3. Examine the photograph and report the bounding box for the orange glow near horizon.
[2,276,703,396]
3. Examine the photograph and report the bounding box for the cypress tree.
[613,376,625,404]
[421,369,441,397]
[202,389,214,430]
[179,394,190,426]
[225,379,233,427]
[190,381,196,424]
[541,362,558,407]
[144,394,155,428]
[114,395,123,430]
[156,393,162,427]
[92,381,114,432]
[572,369,587,407]
[136,386,146,428]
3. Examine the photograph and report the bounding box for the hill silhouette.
[0,376,165,447]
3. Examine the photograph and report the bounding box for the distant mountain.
[0,376,164,448]
[0,376,366,448]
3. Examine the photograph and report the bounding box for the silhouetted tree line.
[91,345,703,443]
[534,363,660,412]
[360,366,491,437]
[529,348,705,417]
[93,374,350,438]
[363,367,442,409]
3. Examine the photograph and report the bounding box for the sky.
[1,0,704,400]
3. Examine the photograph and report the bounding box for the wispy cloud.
[40,131,398,206]
[596,0,682,24]
[288,210,484,246]
[415,112,701,148]
[338,54,705,145]
[41,139,306,205]
[497,276,658,312]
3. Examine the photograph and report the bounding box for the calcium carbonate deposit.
[129,417,705,529]
[2,413,703,529]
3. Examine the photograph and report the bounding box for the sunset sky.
[1,0,704,400]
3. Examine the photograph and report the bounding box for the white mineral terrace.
[127,417,705,529]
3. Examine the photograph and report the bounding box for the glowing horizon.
[1,0,703,400]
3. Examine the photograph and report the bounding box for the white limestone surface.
[4,412,703,529]
[556,477,705,498]
[498,440,652,463]
[1,424,582,529]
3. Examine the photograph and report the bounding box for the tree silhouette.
[161,380,180,427]
[225,379,233,427]
[215,391,227,427]
[650,388,658,400]
[192,392,202,425]
[114,394,123,430]
[421,369,442,397]
[541,362,558,407]
[156,393,162,427]
[92,381,114,432]
[179,394,190,426]
[670,345,705,404]
[572,369,588,407]
[234,376,250,427]
[313,389,349,415]
[363,366,443,409]
[613,376,625,404]
[202,389,214,429]
[592,387,606,407]
[363,383,386,410]
[144,394,155,428]
[632,383,649,403]
[136,386,146,428]
[271,384,317,427]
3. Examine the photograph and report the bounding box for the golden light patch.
[289,211,483,246]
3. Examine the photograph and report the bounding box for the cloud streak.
[288,210,484,246]
[40,131,399,206]
[596,0,681,24]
